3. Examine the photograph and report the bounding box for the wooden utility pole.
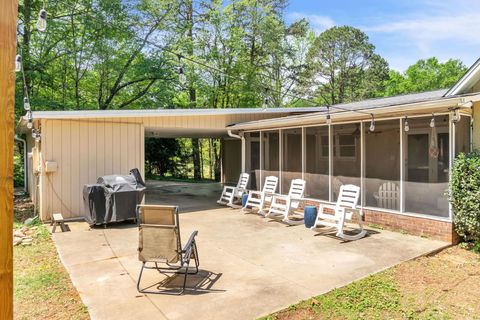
[0,0,18,319]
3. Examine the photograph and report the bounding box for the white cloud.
[286,12,335,34]
[285,2,480,71]
[361,0,480,62]
[365,13,480,45]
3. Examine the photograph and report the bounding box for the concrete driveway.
[53,181,448,320]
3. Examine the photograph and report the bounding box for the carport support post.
[0,0,18,318]
[241,132,245,173]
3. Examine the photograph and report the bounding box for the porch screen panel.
[281,128,302,193]
[261,130,279,189]
[245,132,260,190]
[455,116,471,156]
[404,115,449,217]
[332,123,361,201]
[305,126,329,200]
[365,120,400,210]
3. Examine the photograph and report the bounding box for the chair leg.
[137,262,146,293]
[336,211,367,241]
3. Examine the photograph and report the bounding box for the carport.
[18,107,319,221]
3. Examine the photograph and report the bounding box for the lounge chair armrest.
[182,230,199,262]
[182,230,198,252]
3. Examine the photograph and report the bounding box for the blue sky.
[285,0,479,71]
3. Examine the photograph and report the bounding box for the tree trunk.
[214,139,221,181]
[186,0,201,180]
[209,138,213,179]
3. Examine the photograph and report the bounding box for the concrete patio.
[53,181,448,320]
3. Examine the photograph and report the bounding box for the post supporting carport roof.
[0,0,18,318]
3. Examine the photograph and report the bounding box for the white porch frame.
[241,112,473,222]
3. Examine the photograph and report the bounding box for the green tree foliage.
[450,152,480,243]
[15,1,469,181]
[145,137,186,178]
[16,0,178,116]
[14,148,25,188]
[304,26,389,105]
[383,57,467,96]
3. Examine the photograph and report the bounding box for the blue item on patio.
[304,206,318,228]
[241,193,248,207]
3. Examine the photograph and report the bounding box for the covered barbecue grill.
[83,168,146,226]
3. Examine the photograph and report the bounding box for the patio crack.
[101,230,170,320]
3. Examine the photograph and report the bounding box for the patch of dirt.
[14,195,36,223]
[394,246,480,319]
[270,304,316,320]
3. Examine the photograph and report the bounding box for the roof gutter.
[229,95,480,131]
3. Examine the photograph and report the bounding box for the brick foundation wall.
[301,200,458,243]
[363,209,458,243]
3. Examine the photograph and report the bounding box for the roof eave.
[445,57,480,97]
[228,94,479,131]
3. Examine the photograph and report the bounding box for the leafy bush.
[450,151,480,242]
[14,149,24,188]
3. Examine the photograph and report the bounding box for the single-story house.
[18,58,480,243]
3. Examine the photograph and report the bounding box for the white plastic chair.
[311,184,367,241]
[266,179,306,225]
[217,173,249,208]
[243,176,278,215]
[373,182,399,210]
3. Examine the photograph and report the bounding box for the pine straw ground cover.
[262,246,480,320]
[14,195,89,320]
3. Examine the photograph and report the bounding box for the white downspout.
[14,135,28,193]
[228,130,245,173]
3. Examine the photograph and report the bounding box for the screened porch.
[243,113,471,220]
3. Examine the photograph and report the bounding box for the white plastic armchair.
[243,176,278,215]
[373,181,399,210]
[266,179,306,225]
[311,184,367,241]
[217,173,249,208]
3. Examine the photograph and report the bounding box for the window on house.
[336,135,356,158]
[320,135,329,157]
[332,123,361,201]
[281,128,302,193]
[261,130,279,190]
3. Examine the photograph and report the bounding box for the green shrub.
[450,151,480,242]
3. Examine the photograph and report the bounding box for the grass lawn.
[262,246,480,320]
[14,195,89,320]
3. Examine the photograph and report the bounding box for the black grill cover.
[83,168,146,226]
[83,184,106,225]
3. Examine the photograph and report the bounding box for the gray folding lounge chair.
[137,204,199,295]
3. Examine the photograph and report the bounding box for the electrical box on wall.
[45,161,58,173]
